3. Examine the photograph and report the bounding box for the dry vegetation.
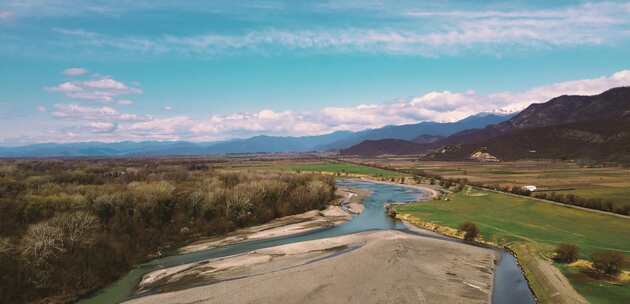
[0,158,335,304]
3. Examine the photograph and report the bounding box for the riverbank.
[397,213,585,304]
[355,177,442,199]
[180,189,365,254]
[126,230,496,304]
[393,185,630,303]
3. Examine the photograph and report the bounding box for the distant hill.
[0,141,212,157]
[441,86,630,145]
[204,132,354,154]
[0,113,512,157]
[427,87,630,162]
[339,139,427,156]
[319,112,513,150]
[412,134,444,144]
[342,87,630,162]
[426,120,630,163]
[0,131,354,157]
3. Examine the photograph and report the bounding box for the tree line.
[0,158,336,303]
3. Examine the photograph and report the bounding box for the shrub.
[591,250,625,276]
[458,222,479,241]
[554,244,579,263]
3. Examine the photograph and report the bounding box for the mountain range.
[342,87,630,163]
[318,112,513,150]
[0,113,512,157]
[4,87,628,162]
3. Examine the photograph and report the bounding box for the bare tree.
[554,244,579,263]
[0,237,12,255]
[21,222,65,262]
[53,211,98,250]
[592,250,625,276]
[20,222,65,289]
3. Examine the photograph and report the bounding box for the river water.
[81,179,535,304]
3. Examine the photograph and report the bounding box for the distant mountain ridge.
[342,87,630,163]
[412,134,444,144]
[0,113,512,157]
[426,86,630,162]
[425,119,630,163]
[340,139,427,156]
[319,112,514,150]
[0,131,354,157]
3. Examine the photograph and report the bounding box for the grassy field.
[346,158,630,209]
[395,187,630,304]
[278,161,402,178]
[214,158,403,178]
[557,264,630,304]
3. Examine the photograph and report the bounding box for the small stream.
[81,179,535,304]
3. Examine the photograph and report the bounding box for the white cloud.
[52,82,83,92]
[35,69,630,143]
[117,99,133,105]
[488,70,630,112]
[49,2,630,57]
[128,116,193,134]
[47,76,142,102]
[63,67,88,76]
[51,104,148,122]
[189,69,630,138]
[335,69,630,124]
[82,78,132,90]
[86,121,117,133]
[0,10,13,21]
[36,105,47,112]
[163,106,172,111]
[190,109,331,138]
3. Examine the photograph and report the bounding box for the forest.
[0,158,336,303]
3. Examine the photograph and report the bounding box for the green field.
[351,159,630,209]
[280,162,401,178]
[395,188,630,304]
[557,264,630,304]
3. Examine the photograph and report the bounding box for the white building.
[522,185,537,192]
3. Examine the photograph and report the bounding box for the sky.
[1,0,630,145]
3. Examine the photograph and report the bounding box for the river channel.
[81,179,535,304]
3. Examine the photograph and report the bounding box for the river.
[81,179,535,304]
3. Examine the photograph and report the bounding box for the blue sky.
[1,1,629,145]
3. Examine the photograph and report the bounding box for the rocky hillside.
[435,87,630,147]
[340,139,427,156]
[427,120,630,163]
[344,87,630,163]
